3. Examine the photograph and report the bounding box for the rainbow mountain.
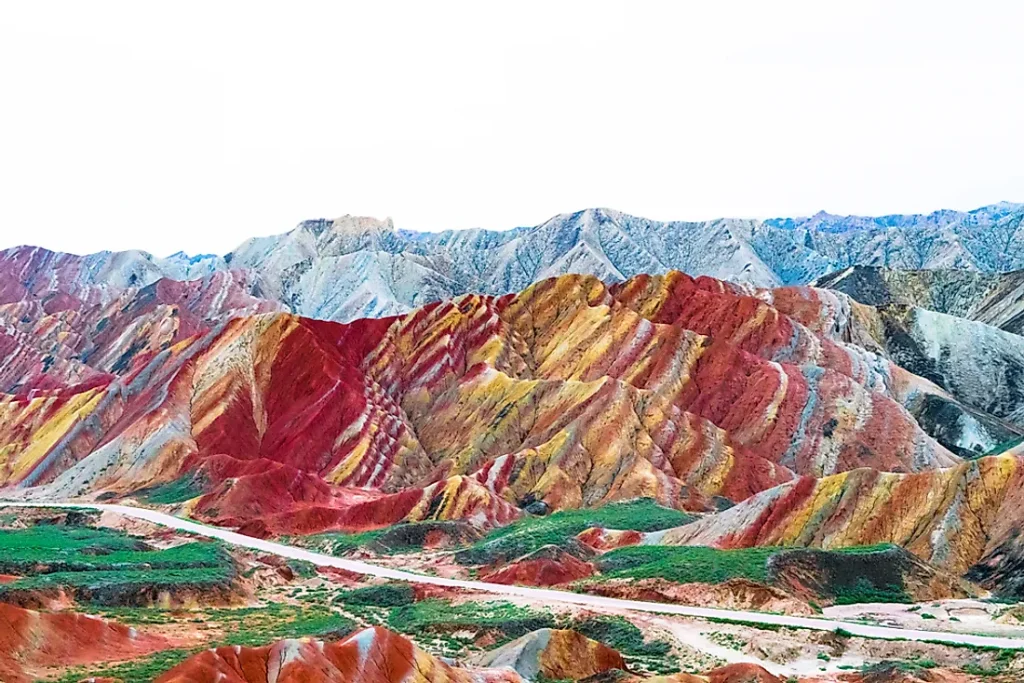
[5,206,1024,599]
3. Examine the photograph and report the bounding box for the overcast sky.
[1,2,1022,256]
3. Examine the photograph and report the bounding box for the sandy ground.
[825,599,1024,637]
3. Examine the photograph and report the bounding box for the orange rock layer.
[0,272,960,533]
[0,602,169,683]
[656,454,1024,575]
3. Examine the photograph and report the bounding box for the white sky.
[1,1,1022,256]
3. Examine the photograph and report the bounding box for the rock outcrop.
[155,626,521,683]
[1,272,963,536]
[654,455,1024,582]
[0,602,168,683]
[470,628,626,681]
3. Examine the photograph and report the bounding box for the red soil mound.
[155,625,521,683]
[480,547,595,586]
[707,663,781,682]
[577,527,643,551]
[0,603,168,683]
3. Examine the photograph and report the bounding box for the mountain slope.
[652,452,1024,583]
[0,272,968,537]
[5,202,1021,323]
[815,265,1024,335]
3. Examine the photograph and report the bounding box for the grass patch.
[0,525,234,605]
[832,577,911,605]
[569,615,676,674]
[338,583,416,608]
[136,473,207,504]
[387,599,555,646]
[54,603,357,682]
[291,529,386,556]
[286,558,318,579]
[51,648,198,683]
[590,544,914,605]
[594,545,778,584]
[456,498,694,565]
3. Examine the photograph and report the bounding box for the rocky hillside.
[4,202,1021,322]
[816,265,1024,335]
[2,271,983,536]
[652,453,1024,587]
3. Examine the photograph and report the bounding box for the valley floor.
[8,499,1024,655]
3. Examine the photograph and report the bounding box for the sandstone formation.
[156,626,521,683]
[0,272,967,537]
[654,455,1024,582]
[471,628,627,681]
[0,602,168,683]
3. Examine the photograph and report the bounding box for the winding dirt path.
[6,501,1024,651]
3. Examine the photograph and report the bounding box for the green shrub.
[387,599,555,643]
[137,473,207,504]
[594,545,777,584]
[339,583,415,608]
[569,615,670,657]
[457,498,693,565]
[0,526,235,604]
[832,577,911,605]
[292,529,386,556]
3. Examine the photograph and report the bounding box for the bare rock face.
[479,545,596,587]
[580,577,815,615]
[5,202,1022,323]
[156,626,522,683]
[0,603,168,683]
[470,628,627,681]
[656,456,1024,584]
[816,265,1024,335]
[1,270,967,538]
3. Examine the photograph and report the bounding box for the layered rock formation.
[816,265,1024,334]
[1,271,969,536]
[5,202,1021,323]
[0,602,168,683]
[653,455,1024,582]
[471,628,626,681]
[155,626,522,683]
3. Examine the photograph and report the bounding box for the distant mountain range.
[9,200,1024,612]
[3,202,1022,322]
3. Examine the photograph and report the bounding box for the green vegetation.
[338,582,416,607]
[0,565,231,596]
[704,630,746,651]
[286,558,318,579]
[572,614,677,674]
[571,614,672,663]
[205,603,356,646]
[457,498,694,565]
[0,524,142,555]
[594,545,778,584]
[136,473,207,504]
[590,543,912,604]
[52,648,198,683]
[708,616,783,632]
[832,577,911,605]
[379,598,677,674]
[387,598,555,645]
[292,528,386,556]
[0,524,234,604]
[53,602,357,683]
